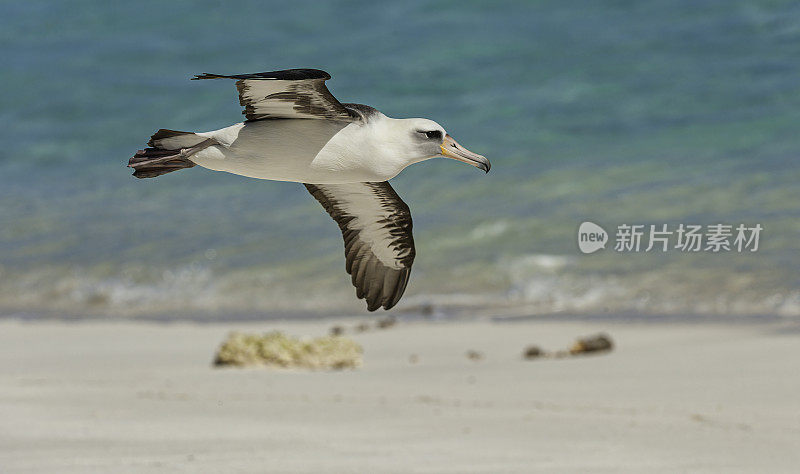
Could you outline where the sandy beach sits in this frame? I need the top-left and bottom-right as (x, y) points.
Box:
(0, 316), (798, 473)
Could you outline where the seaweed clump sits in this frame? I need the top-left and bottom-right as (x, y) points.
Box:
(214, 331), (363, 370)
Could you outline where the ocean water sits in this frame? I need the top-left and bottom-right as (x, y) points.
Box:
(1, 0), (798, 319)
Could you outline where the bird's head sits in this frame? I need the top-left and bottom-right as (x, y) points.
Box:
(378, 118), (491, 173)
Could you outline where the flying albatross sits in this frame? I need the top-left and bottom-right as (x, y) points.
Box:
(128, 68), (490, 311)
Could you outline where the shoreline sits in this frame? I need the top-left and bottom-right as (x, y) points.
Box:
(1, 307), (795, 325)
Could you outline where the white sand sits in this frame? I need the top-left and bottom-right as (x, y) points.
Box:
(0, 317), (798, 473)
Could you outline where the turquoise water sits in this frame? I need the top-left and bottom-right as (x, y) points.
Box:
(1, 1), (798, 318)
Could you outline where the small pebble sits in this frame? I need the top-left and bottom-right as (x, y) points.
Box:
(523, 345), (543, 359)
(376, 316), (396, 329)
(354, 322), (370, 333)
(466, 350), (484, 361)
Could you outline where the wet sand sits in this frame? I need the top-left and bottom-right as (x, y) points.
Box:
(0, 317), (798, 473)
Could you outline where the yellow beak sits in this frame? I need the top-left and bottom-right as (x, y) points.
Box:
(440, 134), (490, 173)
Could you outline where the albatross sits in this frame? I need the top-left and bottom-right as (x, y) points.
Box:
(128, 68), (490, 311)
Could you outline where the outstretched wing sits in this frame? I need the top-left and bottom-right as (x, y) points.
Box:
(304, 182), (416, 311)
(192, 68), (353, 121)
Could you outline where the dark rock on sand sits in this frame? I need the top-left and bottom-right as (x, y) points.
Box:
(376, 316), (397, 329)
(466, 350), (484, 361)
(570, 333), (613, 355)
(523, 346), (543, 359)
(355, 322), (371, 333)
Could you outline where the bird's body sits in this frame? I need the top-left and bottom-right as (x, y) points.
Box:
(129, 69), (489, 311)
(174, 111), (438, 184)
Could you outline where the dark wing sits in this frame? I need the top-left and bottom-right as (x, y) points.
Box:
(192, 68), (353, 121)
(304, 182), (416, 311)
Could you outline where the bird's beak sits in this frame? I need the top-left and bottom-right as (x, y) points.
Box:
(440, 134), (490, 173)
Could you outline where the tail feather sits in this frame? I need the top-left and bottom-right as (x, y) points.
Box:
(128, 147), (196, 179)
(129, 129), (210, 179)
(147, 129), (205, 150)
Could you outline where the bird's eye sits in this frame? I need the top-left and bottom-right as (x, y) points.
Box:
(421, 130), (442, 140)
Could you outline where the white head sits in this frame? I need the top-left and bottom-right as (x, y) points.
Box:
(367, 115), (491, 176)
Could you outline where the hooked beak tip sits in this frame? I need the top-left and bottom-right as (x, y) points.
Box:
(440, 134), (491, 174)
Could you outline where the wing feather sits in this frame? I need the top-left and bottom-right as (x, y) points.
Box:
(192, 68), (353, 121)
(304, 182), (415, 311)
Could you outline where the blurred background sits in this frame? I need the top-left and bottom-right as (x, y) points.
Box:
(1, 0), (798, 320)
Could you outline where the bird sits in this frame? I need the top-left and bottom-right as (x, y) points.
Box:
(128, 68), (490, 311)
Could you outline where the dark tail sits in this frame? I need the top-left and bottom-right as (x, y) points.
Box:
(128, 147), (196, 179)
(128, 129), (204, 179)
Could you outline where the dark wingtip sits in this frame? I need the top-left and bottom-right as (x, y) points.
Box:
(191, 73), (217, 80)
(190, 69), (331, 81)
